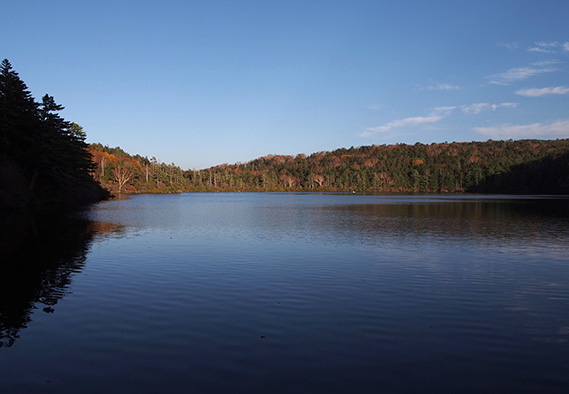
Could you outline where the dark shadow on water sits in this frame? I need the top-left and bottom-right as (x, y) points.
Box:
(0, 208), (122, 347)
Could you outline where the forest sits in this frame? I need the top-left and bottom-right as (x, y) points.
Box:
(90, 139), (569, 195)
(0, 59), (108, 208)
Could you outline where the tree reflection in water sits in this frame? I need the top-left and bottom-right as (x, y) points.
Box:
(0, 208), (122, 347)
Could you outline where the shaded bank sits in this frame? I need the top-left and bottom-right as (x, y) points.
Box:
(0, 159), (110, 209)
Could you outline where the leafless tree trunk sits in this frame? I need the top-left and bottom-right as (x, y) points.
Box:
(314, 174), (325, 187)
(113, 162), (134, 193)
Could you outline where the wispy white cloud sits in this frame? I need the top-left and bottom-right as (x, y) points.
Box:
(516, 86), (569, 97)
(474, 119), (569, 139)
(502, 41), (569, 54)
(488, 62), (558, 85)
(532, 60), (560, 67)
(536, 41), (559, 48)
(424, 83), (460, 91)
(528, 46), (554, 53)
(359, 130), (376, 138)
(362, 115), (443, 137)
(528, 41), (559, 53)
(432, 106), (456, 114)
(461, 102), (518, 114)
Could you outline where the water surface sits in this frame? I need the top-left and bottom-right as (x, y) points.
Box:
(1, 193), (568, 393)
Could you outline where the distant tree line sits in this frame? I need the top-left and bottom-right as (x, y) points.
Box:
(185, 140), (569, 194)
(0, 59), (108, 208)
(92, 139), (569, 195)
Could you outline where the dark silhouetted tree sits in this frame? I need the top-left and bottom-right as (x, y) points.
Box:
(0, 59), (108, 207)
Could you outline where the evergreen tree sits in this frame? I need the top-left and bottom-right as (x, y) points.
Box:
(0, 59), (108, 207)
(0, 59), (41, 171)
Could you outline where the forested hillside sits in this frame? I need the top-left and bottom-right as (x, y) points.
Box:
(91, 139), (569, 194)
(188, 140), (569, 193)
(0, 60), (108, 208)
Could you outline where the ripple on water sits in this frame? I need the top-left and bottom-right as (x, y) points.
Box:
(2, 194), (569, 393)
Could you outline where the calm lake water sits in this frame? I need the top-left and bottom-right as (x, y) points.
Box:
(1, 193), (569, 393)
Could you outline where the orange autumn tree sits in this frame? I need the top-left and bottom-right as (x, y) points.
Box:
(88, 144), (187, 193)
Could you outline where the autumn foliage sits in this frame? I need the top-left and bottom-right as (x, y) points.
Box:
(91, 139), (569, 195)
(89, 144), (186, 193)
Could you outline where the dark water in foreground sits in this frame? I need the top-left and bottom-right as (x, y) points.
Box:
(1, 193), (569, 393)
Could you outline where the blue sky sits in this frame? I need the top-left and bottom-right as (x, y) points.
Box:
(3, 1), (569, 169)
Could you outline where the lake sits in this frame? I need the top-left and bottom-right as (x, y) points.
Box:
(1, 193), (569, 393)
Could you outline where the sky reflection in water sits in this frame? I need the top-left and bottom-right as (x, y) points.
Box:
(1, 193), (568, 393)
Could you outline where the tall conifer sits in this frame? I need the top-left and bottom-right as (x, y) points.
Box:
(0, 59), (40, 169)
(0, 59), (108, 206)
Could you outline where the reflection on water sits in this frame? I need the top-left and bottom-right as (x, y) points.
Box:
(1, 194), (568, 393)
(321, 198), (569, 248)
(0, 209), (123, 347)
(91, 193), (569, 253)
